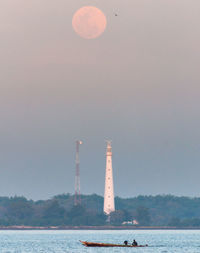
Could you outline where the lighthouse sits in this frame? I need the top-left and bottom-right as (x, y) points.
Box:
(104, 141), (115, 215)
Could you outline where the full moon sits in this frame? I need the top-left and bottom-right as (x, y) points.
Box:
(72, 6), (107, 39)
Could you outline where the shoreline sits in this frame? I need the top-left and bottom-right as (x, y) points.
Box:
(0, 226), (200, 230)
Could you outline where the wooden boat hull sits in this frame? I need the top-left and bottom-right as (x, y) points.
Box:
(80, 241), (148, 247)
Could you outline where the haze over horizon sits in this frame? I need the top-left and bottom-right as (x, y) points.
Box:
(0, 0), (200, 200)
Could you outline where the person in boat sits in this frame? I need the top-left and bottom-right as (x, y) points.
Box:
(132, 239), (138, 246)
(124, 240), (128, 245)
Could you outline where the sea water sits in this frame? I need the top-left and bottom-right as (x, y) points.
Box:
(0, 230), (199, 253)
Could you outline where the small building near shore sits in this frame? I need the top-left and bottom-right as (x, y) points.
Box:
(122, 220), (139, 225)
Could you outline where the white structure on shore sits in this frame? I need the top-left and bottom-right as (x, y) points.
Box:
(104, 141), (115, 215)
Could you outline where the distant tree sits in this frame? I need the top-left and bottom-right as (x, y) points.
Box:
(182, 218), (200, 227)
(7, 197), (33, 221)
(67, 204), (86, 225)
(68, 204), (86, 219)
(67, 205), (107, 226)
(42, 200), (66, 225)
(135, 206), (151, 226)
(53, 194), (71, 200)
(43, 200), (65, 219)
(89, 212), (107, 225)
(122, 209), (132, 221)
(191, 218), (200, 227)
(168, 217), (181, 227)
(110, 210), (126, 225)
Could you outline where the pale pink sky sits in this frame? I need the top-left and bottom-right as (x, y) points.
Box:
(0, 0), (200, 199)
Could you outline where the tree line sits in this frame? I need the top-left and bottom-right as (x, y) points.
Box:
(0, 194), (199, 226)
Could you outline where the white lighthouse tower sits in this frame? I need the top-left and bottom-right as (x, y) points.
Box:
(104, 141), (115, 215)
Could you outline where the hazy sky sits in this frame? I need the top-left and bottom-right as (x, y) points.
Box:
(0, 0), (200, 199)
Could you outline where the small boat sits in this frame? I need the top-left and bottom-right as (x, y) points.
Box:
(80, 241), (148, 247)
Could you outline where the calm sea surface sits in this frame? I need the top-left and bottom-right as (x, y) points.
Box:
(0, 230), (199, 253)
